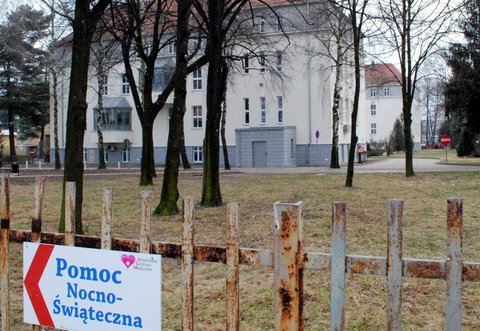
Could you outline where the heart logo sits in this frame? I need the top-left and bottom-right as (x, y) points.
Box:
(121, 254), (135, 268)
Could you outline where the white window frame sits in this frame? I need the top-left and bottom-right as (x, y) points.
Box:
(371, 123), (377, 135)
(193, 146), (203, 163)
(260, 97), (266, 124)
(192, 69), (202, 90)
(384, 87), (390, 96)
(104, 149), (109, 163)
(121, 74), (130, 94)
(192, 105), (203, 128)
(244, 54), (249, 74)
(102, 75), (108, 95)
(276, 51), (282, 71)
(83, 148), (88, 163)
(258, 18), (266, 33)
(167, 42), (175, 55)
(277, 96), (283, 123)
(244, 98), (250, 124)
(370, 88), (376, 97)
(370, 104), (376, 116)
(259, 52), (266, 72)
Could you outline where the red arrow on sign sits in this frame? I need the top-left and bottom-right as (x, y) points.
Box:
(24, 244), (55, 328)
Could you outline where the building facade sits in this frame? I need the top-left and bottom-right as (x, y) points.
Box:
(364, 63), (421, 150)
(51, 0), (369, 167)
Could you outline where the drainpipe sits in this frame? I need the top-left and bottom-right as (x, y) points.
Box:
(306, 39), (312, 165)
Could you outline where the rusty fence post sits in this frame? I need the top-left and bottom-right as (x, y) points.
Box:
(64, 182), (75, 247)
(0, 174), (10, 331)
(446, 199), (463, 331)
(101, 187), (113, 250)
(31, 177), (45, 331)
(31, 177), (45, 244)
(274, 201), (304, 331)
(182, 197), (195, 331)
(331, 202), (346, 331)
(140, 191), (152, 254)
(226, 203), (240, 331)
(386, 199), (403, 331)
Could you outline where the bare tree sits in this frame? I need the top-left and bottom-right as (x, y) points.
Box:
(337, 0), (370, 188)
(421, 76), (445, 148)
(106, 0), (207, 186)
(376, 0), (460, 176)
(310, 2), (354, 168)
(55, 0), (111, 233)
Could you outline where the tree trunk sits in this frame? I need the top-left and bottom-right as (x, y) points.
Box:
(330, 51), (342, 169)
(345, 12), (362, 188)
(60, 0), (110, 233)
(156, 0), (192, 215)
(7, 107), (16, 159)
(52, 71), (61, 169)
(180, 132), (191, 169)
(220, 61), (231, 170)
(97, 76), (106, 169)
(403, 95), (414, 176)
(201, 4), (224, 207)
(140, 122), (156, 186)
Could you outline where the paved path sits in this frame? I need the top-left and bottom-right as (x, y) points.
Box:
(11, 157), (480, 179)
(236, 158), (480, 174)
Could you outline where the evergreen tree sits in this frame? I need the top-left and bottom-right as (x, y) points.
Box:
(0, 5), (49, 159)
(444, 0), (480, 156)
(390, 118), (405, 153)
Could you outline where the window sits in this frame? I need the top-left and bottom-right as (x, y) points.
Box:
(369, 88), (376, 97)
(384, 87), (390, 96)
(193, 147), (203, 163)
(258, 18), (266, 33)
(153, 67), (174, 91)
(276, 16), (283, 31)
(94, 108), (131, 131)
(167, 42), (175, 55)
(260, 97), (266, 124)
(277, 96), (283, 123)
(244, 98), (250, 124)
(371, 123), (377, 135)
(121, 74), (130, 94)
(104, 149), (109, 163)
(192, 69), (202, 90)
(276, 51), (282, 71)
(83, 148), (88, 163)
(244, 54), (249, 74)
(259, 52), (266, 72)
(193, 106), (203, 128)
(102, 75), (108, 95)
(370, 104), (376, 116)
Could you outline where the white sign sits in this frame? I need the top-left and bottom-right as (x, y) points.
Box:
(23, 243), (161, 331)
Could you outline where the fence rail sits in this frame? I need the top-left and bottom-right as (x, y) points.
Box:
(0, 174), (478, 330)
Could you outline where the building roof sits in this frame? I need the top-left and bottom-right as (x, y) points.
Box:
(365, 63), (401, 88)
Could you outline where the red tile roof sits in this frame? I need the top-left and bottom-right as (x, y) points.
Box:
(365, 63), (401, 87)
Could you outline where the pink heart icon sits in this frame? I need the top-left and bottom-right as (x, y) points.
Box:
(121, 254), (135, 268)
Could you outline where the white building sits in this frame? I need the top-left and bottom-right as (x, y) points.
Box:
(364, 63), (421, 149)
(51, 0), (370, 167)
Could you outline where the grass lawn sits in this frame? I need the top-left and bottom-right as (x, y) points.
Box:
(5, 170), (480, 330)
(386, 148), (480, 166)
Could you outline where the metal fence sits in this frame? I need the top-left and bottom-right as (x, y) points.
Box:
(0, 174), (479, 330)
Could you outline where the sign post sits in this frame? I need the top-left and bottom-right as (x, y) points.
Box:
(23, 243), (162, 331)
(440, 134), (452, 164)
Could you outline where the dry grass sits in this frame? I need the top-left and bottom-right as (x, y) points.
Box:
(4, 170), (480, 330)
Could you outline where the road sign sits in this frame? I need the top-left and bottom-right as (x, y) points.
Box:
(23, 243), (162, 331)
(440, 134), (452, 146)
